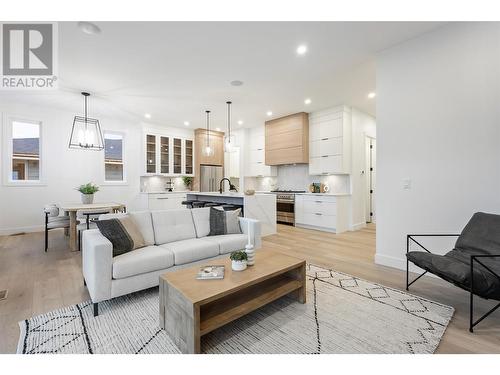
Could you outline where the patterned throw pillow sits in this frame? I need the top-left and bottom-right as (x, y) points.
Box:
(208, 207), (242, 236)
(96, 216), (146, 257)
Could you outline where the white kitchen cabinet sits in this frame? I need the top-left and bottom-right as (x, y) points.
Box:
(143, 132), (194, 176)
(147, 193), (187, 210)
(295, 194), (350, 233)
(308, 106), (351, 175)
(245, 127), (277, 177)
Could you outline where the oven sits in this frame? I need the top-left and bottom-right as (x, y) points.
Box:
(276, 193), (296, 225)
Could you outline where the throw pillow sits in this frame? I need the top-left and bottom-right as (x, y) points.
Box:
(208, 207), (242, 236)
(96, 215), (146, 257)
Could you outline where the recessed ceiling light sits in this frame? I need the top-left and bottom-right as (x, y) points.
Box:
(266, 111), (273, 117)
(183, 121), (190, 126)
(230, 80), (244, 86)
(296, 45), (307, 55)
(216, 127), (221, 131)
(368, 92), (376, 99)
(77, 21), (101, 35)
(304, 98), (312, 105)
(237, 120), (243, 125)
(144, 113), (151, 119)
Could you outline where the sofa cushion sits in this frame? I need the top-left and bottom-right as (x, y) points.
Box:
(152, 209), (196, 245)
(96, 217), (146, 257)
(112, 245), (174, 279)
(160, 238), (219, 265)
(204, 234), (248, 254)
(191, 207), (210, 238)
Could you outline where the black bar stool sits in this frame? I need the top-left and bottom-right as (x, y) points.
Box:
(182, 200), (198, 208)
(204, 202), (220, 208)
(192, 201), (206, 208)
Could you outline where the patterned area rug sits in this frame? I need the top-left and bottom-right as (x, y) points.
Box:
(18, 264), (454, 354)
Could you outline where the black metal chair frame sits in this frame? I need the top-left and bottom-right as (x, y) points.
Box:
(406, 233), (500, 332)
(44, 212), (69, 252)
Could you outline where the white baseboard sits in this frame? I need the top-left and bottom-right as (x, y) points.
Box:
(350, 222), (366, 231)
(0, 225), (44, 236)
(375, 253), (438, 278)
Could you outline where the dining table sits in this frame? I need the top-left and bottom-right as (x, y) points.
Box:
(58, 202), (126, 251)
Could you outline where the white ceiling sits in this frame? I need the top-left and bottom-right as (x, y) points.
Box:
(1, 22), (445, 129)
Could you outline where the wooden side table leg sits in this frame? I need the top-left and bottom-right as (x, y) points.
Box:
(69, 211), (77, 251)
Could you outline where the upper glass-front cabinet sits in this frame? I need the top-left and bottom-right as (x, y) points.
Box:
(146, 134), (156, 174)
(143, 133), (193, 176)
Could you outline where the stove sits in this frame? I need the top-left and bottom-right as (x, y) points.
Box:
(270, 190), (306, 225)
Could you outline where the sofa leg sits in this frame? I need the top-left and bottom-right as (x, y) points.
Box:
(93, 302), (99, 317)
(83, 278), (86, 286)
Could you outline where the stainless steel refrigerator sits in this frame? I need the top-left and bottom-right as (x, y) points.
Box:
(199, 165), (224, 192)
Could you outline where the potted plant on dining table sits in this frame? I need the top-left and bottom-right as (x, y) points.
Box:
(76, 182), (99, 204)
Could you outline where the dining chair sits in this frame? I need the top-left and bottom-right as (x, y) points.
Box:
(44, 204), (71, 252)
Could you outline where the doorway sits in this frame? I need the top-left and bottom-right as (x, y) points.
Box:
(365, 136), (376, 223)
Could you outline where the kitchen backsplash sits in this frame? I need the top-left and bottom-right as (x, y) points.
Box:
(244, 164), (350, 193)
(140, 176), (189, 192)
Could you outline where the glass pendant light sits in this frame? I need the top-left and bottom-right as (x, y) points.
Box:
(202, 110), (214, 157)
(69, 92), (104, 150)
(224, 101), (236, 153)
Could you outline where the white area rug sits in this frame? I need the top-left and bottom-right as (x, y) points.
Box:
(18, 264), (454, 354)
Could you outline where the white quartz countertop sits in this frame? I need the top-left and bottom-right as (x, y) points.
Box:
(295, 192), (351, 196)
(141, 191), (197, 195)
(187, 192), (270, 198)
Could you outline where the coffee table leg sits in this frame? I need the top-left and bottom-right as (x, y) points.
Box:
(160, 281), (201, 354)
(289, 263), (307, 304)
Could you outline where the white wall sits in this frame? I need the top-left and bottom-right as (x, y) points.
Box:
(376, 22), (500, 270)
(351, 108), (376, 229)
(0, 101), (143, 234)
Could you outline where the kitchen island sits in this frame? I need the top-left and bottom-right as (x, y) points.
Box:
(186, 192), (276, 236)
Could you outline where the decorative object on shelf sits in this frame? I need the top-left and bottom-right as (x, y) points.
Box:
(69, 92), (104, 151)
(245, 220), (255, 266)
(309, 182), (321, 193)
(244, 189), (255, 195)
(229, 251), (248, 271)
(224, 101), (236, 153)
(202, 110), (214, 157)
(76, 182), (99, 204)
(323, 184), (330, 192)
(182, 176), (193, 190)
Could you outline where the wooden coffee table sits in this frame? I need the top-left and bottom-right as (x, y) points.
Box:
(159, 250), (306, 354)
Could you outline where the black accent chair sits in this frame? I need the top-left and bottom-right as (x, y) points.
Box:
(406, 212), (500, 332)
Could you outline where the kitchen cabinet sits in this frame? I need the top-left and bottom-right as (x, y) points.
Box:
(245, 127), (277, 177)
(194, 129), (224, 166)
(147, 193), (188, 210)
(295, 194), (350, 233)
(265, 112), (309, 165)
(309, 106), (351, 175)
(143, 133), (193, 176)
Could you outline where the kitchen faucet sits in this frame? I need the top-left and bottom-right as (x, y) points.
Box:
(219, 178), (238, 194)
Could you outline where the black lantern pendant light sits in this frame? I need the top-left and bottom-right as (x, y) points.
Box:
(69, 92), (104, 150)
(202, 110), (214, 156)
(224, 100), (236, 153)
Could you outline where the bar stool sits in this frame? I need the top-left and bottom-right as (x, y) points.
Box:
(204, 202), (220, 208)
(192, 201), (206, 208)
(181, 200), (197, 208)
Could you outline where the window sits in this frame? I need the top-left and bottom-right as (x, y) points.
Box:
(11, 120), (41, 182)
(104, 132), (125, 182)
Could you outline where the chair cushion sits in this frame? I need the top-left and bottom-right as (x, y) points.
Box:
(160, 238), (219, 265)
(204, 234), (248, 254)
(152, 209), (196, 245)
(112, 245), (174, 279)
(47, 219), (70, 229)
(191, 207), (210, 238)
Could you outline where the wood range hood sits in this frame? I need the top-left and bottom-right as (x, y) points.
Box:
(265, 112), (309, 165)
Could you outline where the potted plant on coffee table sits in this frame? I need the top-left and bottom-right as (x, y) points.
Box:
(230, 251), (248, 271)
(76, 182), (99, 204)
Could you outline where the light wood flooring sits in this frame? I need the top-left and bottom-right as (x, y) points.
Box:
(1, 224), (499, 353)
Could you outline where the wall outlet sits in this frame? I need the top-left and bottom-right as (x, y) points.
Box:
(402, 178), (411, 189)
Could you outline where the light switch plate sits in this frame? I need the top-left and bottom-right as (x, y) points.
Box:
(403, 178), (411, 189)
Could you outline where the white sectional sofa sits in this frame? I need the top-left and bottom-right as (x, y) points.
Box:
(82, 208), (261, 316)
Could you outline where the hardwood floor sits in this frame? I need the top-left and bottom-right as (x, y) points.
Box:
(1, 224), (499, 353)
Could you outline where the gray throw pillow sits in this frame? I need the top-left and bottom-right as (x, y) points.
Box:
(208, 207), (242, 236)
(96, 216), (145, 257)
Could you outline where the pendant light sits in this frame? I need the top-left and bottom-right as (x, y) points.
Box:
(202, 110), (214, 157)
(224, 101), (236, 153)
(69, 92), (104, 150)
